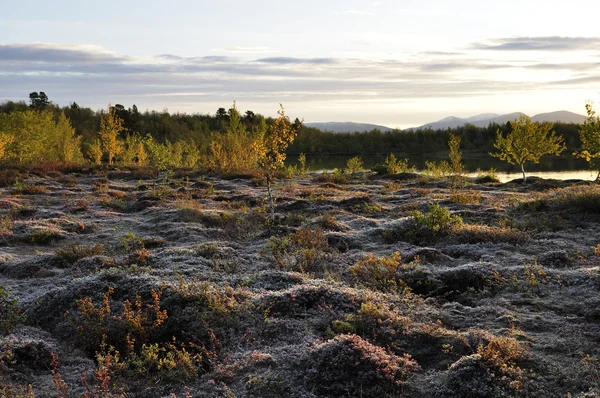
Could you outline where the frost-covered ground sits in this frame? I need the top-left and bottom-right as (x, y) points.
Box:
(1, 168), (600, 397)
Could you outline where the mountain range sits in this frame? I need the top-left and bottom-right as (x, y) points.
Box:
(305, 110), (587, 133)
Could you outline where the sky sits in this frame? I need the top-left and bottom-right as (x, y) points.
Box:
(1, 0), (600, 129)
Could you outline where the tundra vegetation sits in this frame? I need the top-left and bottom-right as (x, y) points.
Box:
(1, 96), (600, 397)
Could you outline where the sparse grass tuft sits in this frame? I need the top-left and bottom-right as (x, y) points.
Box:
(451, 224), (528, 244)
(30, 227), (62, 244)
(516, 184), (600, 215)
(54, 243), (105, 267)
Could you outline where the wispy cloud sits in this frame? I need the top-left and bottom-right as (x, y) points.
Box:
(0, 41), (597, 118)
(472, 36), (600, 51)
(255, 57), (337, 65)
(0, 43), (125, 64)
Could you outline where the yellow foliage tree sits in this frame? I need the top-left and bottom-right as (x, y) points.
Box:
(88, 138), (104, 165)
(0, 133), (14, 161)
(53, 111), (83, 162)
(253, 104), (300, 218)
(0, 110), (53, 163)
(121, 133), (149, 166)
(99, 105), (124, 165)
(205, 104), (264, 174)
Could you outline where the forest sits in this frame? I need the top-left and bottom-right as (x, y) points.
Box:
(0, 92), (585, 167)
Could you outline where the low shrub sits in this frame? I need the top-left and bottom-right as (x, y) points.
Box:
(326, 319), (356, 337)
(0, 169), (22, 187)
(313, 169), (349, 185)
(0, 213), (14, 237)
(30, 228), (62, 244)
(307, 334), (419, 397)
(13, 183), (48, 195)
(385, 203), (463, 244)
(411, 203), (463, 234)
(384, 153), (412, 175)
(261, 226), (332, 273)
(54, 243), (105, 267)
(476, 168), (501, 184)
(443, 329), (529, 396)
(424, 160), (452, 180)
(350, 252), (406, 293)
(346, 156), (364, 173)
(315, 213), (348, 232)
(450, 189), (482, 205)
(66, 286), (209, 384)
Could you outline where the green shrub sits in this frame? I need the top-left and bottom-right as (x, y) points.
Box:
(326, 320), (356, 337)
(346, 156), (364, 173)
(410, 202), (463, 236)
(384, 153), (411, 175)
(424, 160), (452, 180)
(384, 203), (463, 244)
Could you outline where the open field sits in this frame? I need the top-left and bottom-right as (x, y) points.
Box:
(2, 167), (600, 397)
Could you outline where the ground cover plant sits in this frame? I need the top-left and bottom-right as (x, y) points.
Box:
(1, 157), (600, 397)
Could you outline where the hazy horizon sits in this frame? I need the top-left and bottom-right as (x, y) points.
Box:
(2, 0), (599, 129)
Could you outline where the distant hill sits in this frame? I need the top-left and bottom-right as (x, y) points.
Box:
(408, 110), (586, 131)
(305, 122), (393, 133)
(531, 111), (587, 124)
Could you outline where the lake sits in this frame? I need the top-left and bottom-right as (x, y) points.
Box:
(286, 153), (597, 183)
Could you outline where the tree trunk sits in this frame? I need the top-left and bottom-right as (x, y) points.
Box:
(521, 163), (527, 183)
(267, 175), (275, 220)
(596, 170), (600, 183)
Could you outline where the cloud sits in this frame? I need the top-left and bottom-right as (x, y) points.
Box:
(335, 10), (377, 16)
(472, 36), (600, 51)
(0, 41), (597, 115)
(255, 57), (337, 65)
(0, 43), (125, 64)
(213, 46), (278, 54)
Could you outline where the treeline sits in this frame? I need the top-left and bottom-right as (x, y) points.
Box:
(0, 96), (273, 155)
(289, 123), (583, 156)
(0, 93), (585, 168)
(0, 94), (303, 173)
